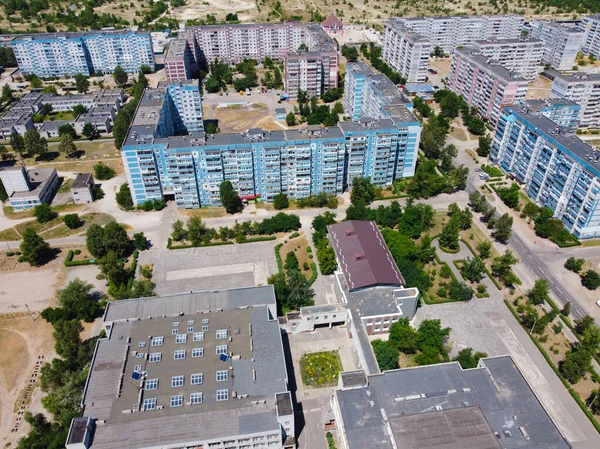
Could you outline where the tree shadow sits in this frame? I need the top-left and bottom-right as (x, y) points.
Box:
(67, 150), (85, 159)
(280, 331), (305, 441)
(35, 151), (59, 162)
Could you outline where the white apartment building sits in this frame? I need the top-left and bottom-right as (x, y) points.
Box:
(399, 14), (524, 53)
(448, 49), (528, 124)
(383, 19), (431, 83)
(472, 38), (544, 81)
(581, 14), (600, 57)
(550, 72), (600, 128)
(529, 21), (585, 71)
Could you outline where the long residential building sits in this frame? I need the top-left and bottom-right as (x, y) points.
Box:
(550, 71), (600, 129)
(65, 286), (296, 449)
(471, 38), (544, 81)
(382, 19), (431, 83)
(529, 20), (585, 71)
(11, 30), (154, 78)
(491, 104), (600, 239)
(447, 48), (528, 124)
(397, 14), (524, 53)
(122, 70), (419, 208)
(581, 14), (600, 57)
(521, 98), (581, 130)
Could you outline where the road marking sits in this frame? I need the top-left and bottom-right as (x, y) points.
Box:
(574, 309), (584, 318)
(166, 263), (255, 280)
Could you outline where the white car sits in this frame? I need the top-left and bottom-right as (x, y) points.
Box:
(596, 300), (600, 308)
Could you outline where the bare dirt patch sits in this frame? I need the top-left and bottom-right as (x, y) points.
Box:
(209, 103), (273, 133)
(279, 233), (314, 280)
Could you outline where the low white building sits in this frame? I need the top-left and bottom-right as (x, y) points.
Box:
(71, 173), (95, 204)
(0, 166), (60, 210)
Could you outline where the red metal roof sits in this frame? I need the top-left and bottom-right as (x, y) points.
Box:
(327, 220), (405, 291)
(322, 13), (343, 29)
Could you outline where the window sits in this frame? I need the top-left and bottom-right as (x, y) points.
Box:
(193, 332), (204, 342)
(134, 364), (142, 372)
(145, 379), (158, 390)
(191, 373), (203, 385)
(216, 370), (228, 381)
(143, 398), (156, 410)
(202, 318), (209, 324)
(171, 375), (184, 387)
(190, 392), (203, 404)
(192, 347), (204, 358)
(138, 342), (146, 347)
(202, 325), (209, 331)
(170, 395), (183, 407)
(217, 389), (229, 401)
(172, 329), (179, 335)
(216, 329), (228, 339)
(216, 345), (227, 355)
(136, 352), (144, 358)
(176, 334), (187, 344)
(173, 322), (179, 327)
(149, 352), (162, 363)
(187, 327), (194, 333)
(187, 320), (194, 325)
(174, 349), (186, 360)
(151, 336), (163, 346)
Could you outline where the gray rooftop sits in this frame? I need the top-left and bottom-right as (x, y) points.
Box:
(335, 356), (569, 449)
(506, 104), (600, 176)
(385, 18), (432, 44)
(9, 167), (56, 199)
(523, 98), (580, 110)
(72, 173), (93, 189)
(552, 71), (600, 84)
(454, 48), (528, 84)
(473, 37), (542, 46)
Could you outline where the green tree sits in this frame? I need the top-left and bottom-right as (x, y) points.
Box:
(461, 257), (485, 282)
(187, 216), (208, 245)
(491, 250), (519, 287)
(30, 76), (42, 88)
(476, 135), (492, 157)
(72, 104), (88, 117)
(333, 102), (344, 115)
(522, 202), (542, 220)
(82, 122), (100, 140)
(286, 269), (315, 310)
(102, 221), (131, 258)
(74, 74), (89, 93)
(97, 251), (128, 286)
(58, 133), (77, 157)
(23, 128), (48, 155)
(58, 123), (77, 139)
(130, 279), (156, 298)
(415, 346), (443, 365)
(63, 214), (82, 229)
(10, 132), (25, 158)
(133, 232), (148, 250)
(116, 183), (134, 210)
(93, 162), (115, 180)
(559, 348), (592, 384)
(449, 279), (474, 301)
(285, 112), (296, 126)
(561, 301), (571, 317)
(1, 83), (13, 102)
(372, 339), (399, 371)
(575, 315), (596, 335)
(171, 219), (188, 241)
(273, 67), (283, 87)
(86, 224), (105, 258)
(417, 319), (450, 353)
(273, 193), (289, 210)
(389, 318), (419, 354)
(316, 239), (337, 275)
(491, 213), (513, 243)
(528, 279), (550, 305)
(453, 348), (488, 369)
(439, 217), (460, 250)
(52, 319), (83, 360)
(564, 257), (585, 273)
(285, 251), (299, 272)
(350, 177), (376, 204)
(113, 65), (128, 86)
(496, 183), (520, 209)
(55, 279), (100, 322)
(33, 203), (56, 223)
(219, 180), (243, 214)
(477, 240), (492, 259)
(582, 270), (600, 290)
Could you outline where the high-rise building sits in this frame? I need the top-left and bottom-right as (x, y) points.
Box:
(550, 72), (600, 129)
(398, 14), (524, 53)
(448, 49), (528, 124)
(165, 39), (192, 82)
(529, 21), (584, 71)
(121, 69), (419, 209)
(65, 286), (296, 449)
(520, 98), (581, 130)
(491, 104), (600, 239)
(165, 80), (204, 134)
(581, 14), (600, 57)
(383, 19), (431, 83)
(11, 30), (154, 78)
(471, 38), (544, 81)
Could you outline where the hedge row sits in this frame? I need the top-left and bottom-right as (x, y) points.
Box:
(240, 236), (277, 244)
(167, 238), (235, 250)
(64, 250), (96, 267)
(460, 239), (503, 290)
(308, 262), (318, 285)
(438, 244), (461, 254)
(274, 243), (283, 273)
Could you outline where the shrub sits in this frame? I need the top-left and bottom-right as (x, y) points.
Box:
(93, 162), (116, 180)
(33, 203), (56, 223)
(6, 251), (14, 256)
(63, 213), (82, 229)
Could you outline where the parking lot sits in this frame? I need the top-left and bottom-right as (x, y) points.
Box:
(150, 241), (278, 295)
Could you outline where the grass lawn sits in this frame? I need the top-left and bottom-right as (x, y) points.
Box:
(45, 111), (75, 121)
(581, 239), (600, 248)
(481, 164), (503, 177)
(40, 213), (114, 239)
(57, 178), (74, 193)
(0, 228), (21, 241)
(181, 206), (228, 218)
(15, 215), (65, 236)
(279, 234), (314, 280)
(299, 350), (342, 388)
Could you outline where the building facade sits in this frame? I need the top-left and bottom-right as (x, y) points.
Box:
(529, 21), (584, 71)
(491, 105), (600, 239)
(581, 14), (600, 57)
(472, 38), (544, 81)
(550, 72), (600, 129)
(11, 31), (154, 78)
(165, 39), (192, 82)
(0, 167), (60, 210)
(71, 173), (95, 204)
(521, 98), (581, 130)
(448, 49), (528, 124)
(398, 14), (524, 52)
(383, 19), (431, 83)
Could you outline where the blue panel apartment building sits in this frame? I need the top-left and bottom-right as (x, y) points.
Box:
(491, 104), (600, 239)
(122, 71), (420, 209)
(11, 30), (154, 78)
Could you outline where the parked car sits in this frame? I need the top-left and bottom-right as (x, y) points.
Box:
(597, 300), (600, 308)
(479, 173), (489, 180)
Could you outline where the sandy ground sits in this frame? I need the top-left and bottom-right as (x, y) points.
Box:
(526, 75), (553, 100)
(0, 268), (63, 314)
(0, 314), (55, 447)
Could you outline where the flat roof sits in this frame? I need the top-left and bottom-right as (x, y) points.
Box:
(72, 173), (93, 189)
(328, 220), (404, 291)
(335, 356), (569, 449)
(454, 49), (527, 83)
(9, 167), (56, 199)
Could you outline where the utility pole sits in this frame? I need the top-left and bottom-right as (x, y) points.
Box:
(24, 304), (33, 321)
(529, 318), (538, 335)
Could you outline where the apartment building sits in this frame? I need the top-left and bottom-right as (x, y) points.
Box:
(165, 80), (204, 133)
(472, 38), (544, 81)
(550, 72), (600, 129)
(521, 98), (581, 130)
(11, 30), (154, 78)
(447, 49), (528, 124)
(581, 14), (600, 57)
(383, 19), (431, 83)
(491, 104), (600, 239)
(529, 21), (584, 71)
(165, 39), (192, 82)
(399, 14), (524, 52)
(121, 74), (419, 208)
(65, 286), (296, 449)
